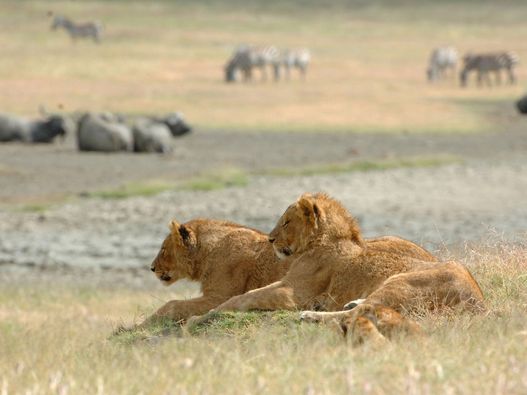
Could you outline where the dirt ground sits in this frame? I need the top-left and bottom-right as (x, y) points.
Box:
(1, 128), (526, 279)
(1, 126), (527, 204)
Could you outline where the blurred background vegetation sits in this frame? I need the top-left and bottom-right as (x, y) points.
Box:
(1, 0), (526, 133)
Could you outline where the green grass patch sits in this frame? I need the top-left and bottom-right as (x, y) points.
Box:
(87, 181), (175, 199)
(180, 168), (249, 191)
(17, 203), (52, 213)
(188, 311), (299, 336)
(260, 155), (463, 177)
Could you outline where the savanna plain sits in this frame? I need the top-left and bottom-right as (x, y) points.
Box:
(1, 0), (527, 394)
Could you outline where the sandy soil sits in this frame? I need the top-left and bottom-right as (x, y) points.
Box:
(1, 128), (527, 203)
(0, 128), (526, 278)
(0, 128), (527, 271)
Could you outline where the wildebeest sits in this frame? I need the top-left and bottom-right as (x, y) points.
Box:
(132, 118), (173, 154)
(152, 112), (192, 137)
(0, 113), (69, 143)
(77, 113), (133, 152)
(516, 95), (527, 114)
(427, 47), (458, 82)
(460, 51), (519, 87)
(51, 15), (102, 43)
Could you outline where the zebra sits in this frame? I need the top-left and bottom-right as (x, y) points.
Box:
(51, 15), (102, 43)
(279, 48), (311, 80)
(427, 47), (458, 82)
(225, 45), (281, 83)
(460, 51), (519, 87)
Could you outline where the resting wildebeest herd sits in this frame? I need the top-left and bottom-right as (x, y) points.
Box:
(0, 111), (191, 153)
(0, 112), (70, 143)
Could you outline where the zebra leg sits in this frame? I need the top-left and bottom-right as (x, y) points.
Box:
(260, 65), (268, 82)
(273, 64), (281, 82)
(508, 67), (516, 84)
(243, 67), (252, 83)
(300, 66), (307, 81)
(486, 72), (493, 87)
(495, 71), (502, 85)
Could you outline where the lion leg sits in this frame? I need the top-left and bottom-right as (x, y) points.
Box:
(186, 281), (297, 329)
(212, 281), (297, 312)
(363, 261), (485, 313)
(340, 304), (421, 346)
(299, 310), (355, 323)
(138, 296), (227, 328)
(370, 304), (423, 338)
(340, 306), (388, 347)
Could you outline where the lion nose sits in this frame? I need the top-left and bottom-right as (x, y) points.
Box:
(160, 274), (172, 281)
(268, 237), (275, 243)
(150, 267), (155, 272)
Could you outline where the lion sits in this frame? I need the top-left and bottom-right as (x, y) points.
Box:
(132, 218), (290, 328)
(187, 193), (484, 344)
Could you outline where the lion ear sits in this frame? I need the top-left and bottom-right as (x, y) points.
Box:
(168, 219), (180, 233)
(178, 224), (196, 248)
(298, 194), (321, 227)
(168, 220), (196, 248)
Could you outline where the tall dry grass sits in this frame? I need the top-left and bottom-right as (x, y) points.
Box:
(1, 239), (526, 394)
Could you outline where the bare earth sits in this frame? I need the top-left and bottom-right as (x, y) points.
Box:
(0, 128), (526, 279)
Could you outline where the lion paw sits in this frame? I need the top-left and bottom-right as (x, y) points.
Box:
(344, 298), (366, 310)
(299, 311), (322, 323)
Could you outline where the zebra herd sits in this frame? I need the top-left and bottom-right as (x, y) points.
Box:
(45, 13), (522, 88)
(225, 45), (311, 83)
(427, 46), (519, 87)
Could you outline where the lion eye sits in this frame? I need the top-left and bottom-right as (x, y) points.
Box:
(282, 220), (290, 228)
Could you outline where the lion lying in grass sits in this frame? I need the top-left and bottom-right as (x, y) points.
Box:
(131, 219), (289, 328)
(188, 193), (484, 344)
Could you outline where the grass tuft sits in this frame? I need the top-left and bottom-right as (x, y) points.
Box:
(260, 155), (462, 177)
(87, 181), (175, 199)
(181, 168), (249, 191)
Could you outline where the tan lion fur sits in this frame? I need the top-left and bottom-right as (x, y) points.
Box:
(139, 218), (289, 326)
(187, 193), (484, 343)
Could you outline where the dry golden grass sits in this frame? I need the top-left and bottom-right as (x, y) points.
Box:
(1, 239), (526, 394)
(0, 0), (526, 133)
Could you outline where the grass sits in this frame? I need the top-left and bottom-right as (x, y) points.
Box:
(0, 0), (526, 133)
(72, 156), (456, 200)
(259, 155), (462, 177)
(181, 168), (249, 191)
(86, 180), (176, 199)
(1, 240), (526, 394)
(17, 203), (53, 213)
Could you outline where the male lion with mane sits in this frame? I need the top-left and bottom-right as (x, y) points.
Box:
(128, 218), (290, 328)
(188, 193), (484, 344)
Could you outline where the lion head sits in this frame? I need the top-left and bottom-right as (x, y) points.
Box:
(268, 193), (363, 259)
(150, 220), (197, 286)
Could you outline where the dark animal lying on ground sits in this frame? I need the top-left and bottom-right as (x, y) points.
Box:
(0, 113), (69, 143)
(76, 112), (189, 153)
(132, 118), (173, 153)
(77, 113), (134, 152)
(151, 113), (192, 137)
(516, 95), (527, 114)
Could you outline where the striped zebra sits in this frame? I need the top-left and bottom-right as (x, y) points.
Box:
(427, 47), (458, 82)
(460, 51), (519, 87)
(225, 45), (281, 83)
(51, 15), (102, 43)
(280, 48), (311, 80)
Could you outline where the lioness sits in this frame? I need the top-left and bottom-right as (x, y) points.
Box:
(134, 218), (289, 327)
(188, 193), (484, 343)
